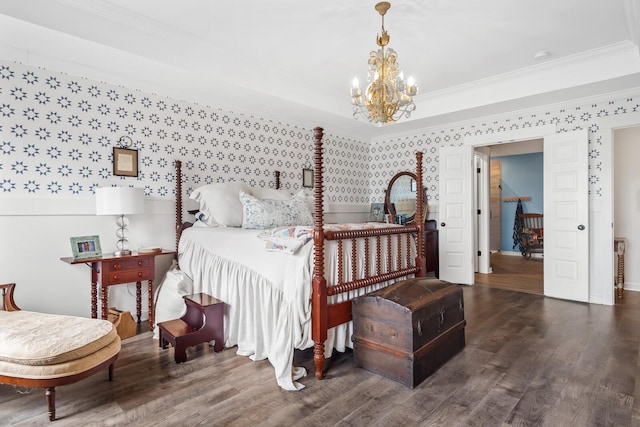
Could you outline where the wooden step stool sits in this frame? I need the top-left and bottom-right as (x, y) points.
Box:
(157, 293), (224, 363)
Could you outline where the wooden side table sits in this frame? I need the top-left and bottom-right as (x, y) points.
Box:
(61, 250), (176, 331)
(157, 293), (224, 363)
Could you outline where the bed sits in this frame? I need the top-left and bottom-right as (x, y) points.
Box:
(156, 127), (426, 390)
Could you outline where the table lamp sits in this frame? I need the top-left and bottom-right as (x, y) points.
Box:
(95, 186), (145, 256)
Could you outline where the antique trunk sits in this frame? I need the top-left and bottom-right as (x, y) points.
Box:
(352, 278), (465, 388)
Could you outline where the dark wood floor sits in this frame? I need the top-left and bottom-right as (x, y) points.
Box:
(3, 285), (639, 426)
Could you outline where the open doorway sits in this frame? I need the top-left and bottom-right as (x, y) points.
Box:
(440, 127), (588, 302)
(613, 126), (640, 297)
(475, 139), (544, 295)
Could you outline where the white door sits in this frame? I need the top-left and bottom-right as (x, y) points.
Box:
(474, 149), (491, 274)
(544, 129), (589, 301)
(438, 145), (474, 285)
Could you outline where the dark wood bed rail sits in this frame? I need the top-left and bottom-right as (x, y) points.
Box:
(327, 225), (421, 294)
(324, 224), (421, 240)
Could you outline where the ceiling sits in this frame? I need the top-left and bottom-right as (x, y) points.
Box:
(1, 0), (639, 138)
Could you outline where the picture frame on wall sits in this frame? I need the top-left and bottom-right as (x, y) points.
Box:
(113, 147), (138, 177)
(70, 235), (102, 259)
(302, 168), (314, 188)
(369, 203), (385, 222)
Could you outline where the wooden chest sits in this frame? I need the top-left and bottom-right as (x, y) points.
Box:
(352, 278), (465, 388)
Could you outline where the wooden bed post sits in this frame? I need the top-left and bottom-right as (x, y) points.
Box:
(311, 126), (328, 380)
(415, 151), (426, 276)
(175, 160), (183, 259)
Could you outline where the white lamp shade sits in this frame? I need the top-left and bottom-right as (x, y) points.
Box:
(95, 187), (145, 216)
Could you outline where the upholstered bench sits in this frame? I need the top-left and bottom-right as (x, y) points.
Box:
(0, 283), (121, 421)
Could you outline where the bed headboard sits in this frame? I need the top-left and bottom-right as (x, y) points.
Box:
(173, 161), (282, 253)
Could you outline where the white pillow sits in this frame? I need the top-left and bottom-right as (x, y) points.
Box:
(306, 195), (315, 214)
(189, 182), (249, 227)
(250, 187), (292, 200)
(240, 190), (314, 229)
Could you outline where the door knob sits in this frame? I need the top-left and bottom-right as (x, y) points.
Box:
(440, 222), (446, 227)
(577, 224), (585, 230)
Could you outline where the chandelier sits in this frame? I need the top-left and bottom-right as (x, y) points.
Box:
(350, 2), (418, 125)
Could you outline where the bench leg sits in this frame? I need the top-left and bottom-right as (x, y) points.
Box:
(45, 387), (55, 421)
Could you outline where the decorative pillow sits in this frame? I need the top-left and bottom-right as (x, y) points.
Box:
(240, 190), (314, 229)
(189, 182), (249, 227)
(250, 187), (292, 200)
(306, 194), (315, 214)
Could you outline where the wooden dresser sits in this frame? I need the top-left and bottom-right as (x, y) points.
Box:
(424, 220), (439, 278)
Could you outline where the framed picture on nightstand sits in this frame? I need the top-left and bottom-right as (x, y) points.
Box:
(369, 203), (385, 222)
(70, 235), (102, 259)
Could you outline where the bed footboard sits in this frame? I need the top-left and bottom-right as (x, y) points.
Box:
(311, 127), (425, 380)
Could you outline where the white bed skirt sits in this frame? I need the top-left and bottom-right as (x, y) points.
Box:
(154, 225), (414, 390)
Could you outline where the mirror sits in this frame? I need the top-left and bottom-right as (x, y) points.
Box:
(385, 171), (418, 224)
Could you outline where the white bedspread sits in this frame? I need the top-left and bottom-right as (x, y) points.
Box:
(156, 224), (415, 390)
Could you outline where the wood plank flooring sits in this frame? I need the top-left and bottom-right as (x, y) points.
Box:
(2, 285), (639, 426)
(475, 252), (543, 295)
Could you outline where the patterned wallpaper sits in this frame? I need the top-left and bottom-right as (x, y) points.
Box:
(370, 95), (640, 204)
(2, 59), (640, 211)
(0, 61), (370, 205)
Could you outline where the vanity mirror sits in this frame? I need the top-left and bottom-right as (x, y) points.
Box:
(385, 171), (418, 224)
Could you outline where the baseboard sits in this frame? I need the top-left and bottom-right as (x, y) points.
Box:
(497, 250), (543, 259)
(622, 282), (640, 292)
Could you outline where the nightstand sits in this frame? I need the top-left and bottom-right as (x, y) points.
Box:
(61, 250), (176, 331)
(424, 220), (439, 278)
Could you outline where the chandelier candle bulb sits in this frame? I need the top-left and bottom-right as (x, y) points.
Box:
(407, 77), (417, 96)
(350, 2), (418, 124)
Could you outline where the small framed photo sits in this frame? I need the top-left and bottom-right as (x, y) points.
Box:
(70, 235), (102, 259)
(113, 147), (138, 177)
(302, 168), (314, 188)
(369, 203), (385, 222)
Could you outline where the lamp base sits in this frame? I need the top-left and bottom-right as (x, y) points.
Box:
(114, 250), (132, 257)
